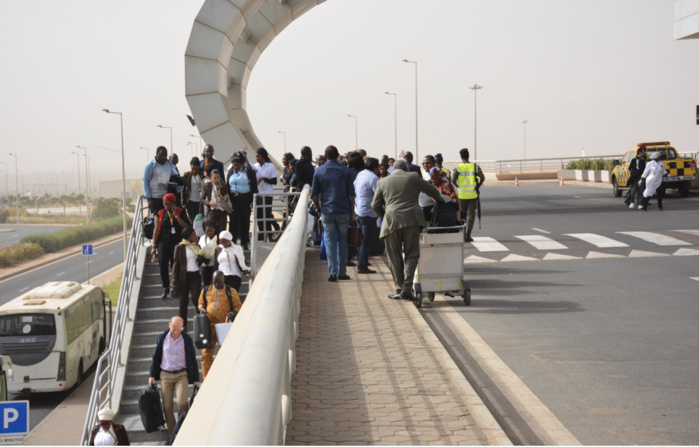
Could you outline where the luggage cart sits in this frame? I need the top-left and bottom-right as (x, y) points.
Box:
(413, 224), (471, 308)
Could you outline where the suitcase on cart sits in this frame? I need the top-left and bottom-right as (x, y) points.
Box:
(138, 385), (166, 433)
(193, 314), (212, 349)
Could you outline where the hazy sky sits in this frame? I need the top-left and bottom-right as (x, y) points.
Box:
(1, 0), (697, 192)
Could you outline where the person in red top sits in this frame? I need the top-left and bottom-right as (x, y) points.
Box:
(152, 193), (190, 299)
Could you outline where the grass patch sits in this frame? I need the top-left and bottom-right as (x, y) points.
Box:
(0, 242), (45, 268)
(20, 216), (129, 253)
(101, 275), (123, 308)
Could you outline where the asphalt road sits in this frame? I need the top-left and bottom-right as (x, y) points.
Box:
(0, 238), (125, 430)
(0, 224), (67, 249)
(421, 183), (699, 445)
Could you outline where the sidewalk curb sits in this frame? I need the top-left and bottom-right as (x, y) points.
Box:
(0, 233), (124, 283)
(400, 299), (513, 445)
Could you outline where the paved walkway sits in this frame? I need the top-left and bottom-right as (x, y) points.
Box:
(286, 252), (510, 445)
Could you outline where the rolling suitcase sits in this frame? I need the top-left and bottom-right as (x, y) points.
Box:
(193, 314), (212, 349)
(138, 385), (166, 433)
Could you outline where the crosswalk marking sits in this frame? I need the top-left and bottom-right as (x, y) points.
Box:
(542, 253), (581, 261)
(673, 248), (699, 256)
(565, 233), (628, 248)
(531, 228), (551, 234)
(515, 235), (567, 250)
(586, 251), (625, 259)
(471, 237), (509, 252)
(691, 278), (699, 282)
(617, 231), (691, 246)
(628, 250), (670, 258)
(501, 254), (539, 262)
(464, 255), (497, 264)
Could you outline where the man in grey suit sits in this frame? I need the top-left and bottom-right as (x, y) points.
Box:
(371, 159), (444, 300)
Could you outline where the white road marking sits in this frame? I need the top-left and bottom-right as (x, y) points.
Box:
(500, 254), (539, 262)
(691, 277), (699, 282)
(586, 251), (625, 259)
(516, 235), (567, 250)
(565, 233), (628, 248)
(617, 231), (691, 246)
(108, 251), (115, 255)
(18, 287), (29, 292)
(628, 250), (670, 258)
(542, 253), (581, 261)
(11, 235), (18, 238)
(673, 248), (699, 256)
(471, 237), (509, 252)
(464, 255), (497, 264)
(531, 228), (550, 234)
(56, 272), (65, 277)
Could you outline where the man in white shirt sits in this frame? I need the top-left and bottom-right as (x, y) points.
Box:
(353, 158), (380, 274)
(253, 147), (281, 241)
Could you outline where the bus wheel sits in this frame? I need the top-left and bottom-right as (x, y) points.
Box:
(98, 337), (105, 355)
(76, 361), (84, 387)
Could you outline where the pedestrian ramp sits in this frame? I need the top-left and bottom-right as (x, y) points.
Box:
(465, 229), (699, 263)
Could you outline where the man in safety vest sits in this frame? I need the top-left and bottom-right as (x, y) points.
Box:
(451, 148), (485, 242)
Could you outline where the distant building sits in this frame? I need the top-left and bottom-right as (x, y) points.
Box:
(99, 179), (142, 200)
(675, 0), (699, 40)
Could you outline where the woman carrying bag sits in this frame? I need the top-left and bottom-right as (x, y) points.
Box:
(152, 193), (190, 300)
(201, 169), (232, 235)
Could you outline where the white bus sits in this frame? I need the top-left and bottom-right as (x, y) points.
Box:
(0, 281), (108, 394)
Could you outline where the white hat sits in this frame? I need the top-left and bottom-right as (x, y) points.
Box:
(98, 408), (116, 421)
(650, 152), (662, 160)
(219, 231), (233, 241)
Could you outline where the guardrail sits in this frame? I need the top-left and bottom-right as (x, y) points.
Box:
(80, 196), (147, 445)
(174, 185), (310, 445)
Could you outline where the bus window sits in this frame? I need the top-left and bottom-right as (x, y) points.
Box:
(0, 314), (56, 337)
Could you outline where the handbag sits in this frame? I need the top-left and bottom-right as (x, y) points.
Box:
(169, 286), (179, 298)
(143, 214), (155, 239)
(348, 226), (363, 248)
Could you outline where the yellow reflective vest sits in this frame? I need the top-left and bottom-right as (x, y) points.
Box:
(456, 163), (479, 200)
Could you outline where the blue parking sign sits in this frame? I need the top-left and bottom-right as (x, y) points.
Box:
(0, 401), (29, 435)
(82, 244), (93, 256)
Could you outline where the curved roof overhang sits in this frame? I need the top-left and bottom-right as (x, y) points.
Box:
(185, 0), (326, 164)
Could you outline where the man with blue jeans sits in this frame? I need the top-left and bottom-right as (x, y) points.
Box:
(312, 145), (355, 282)
(354, 157), (380, 274)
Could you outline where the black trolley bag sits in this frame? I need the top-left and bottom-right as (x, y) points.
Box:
(138, 384), (166, 433)
(193, 314), (212, 349)
(430, 199), (460, 232)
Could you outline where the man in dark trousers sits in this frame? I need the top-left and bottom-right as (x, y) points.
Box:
(451, 148), (485, 242)
(624, 147), (646, 208)
(148, 316), (200, 437)
(371, 159), (443, 301)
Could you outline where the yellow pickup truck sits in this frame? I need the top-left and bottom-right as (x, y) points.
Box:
(611, 141), (696, 198)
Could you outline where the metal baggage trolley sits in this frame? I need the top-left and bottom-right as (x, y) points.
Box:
(413, 224), (471, 308)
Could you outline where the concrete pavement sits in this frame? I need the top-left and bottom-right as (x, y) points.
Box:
(286, 252), (510, 445)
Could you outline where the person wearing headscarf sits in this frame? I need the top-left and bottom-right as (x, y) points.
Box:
(214, 231), (252, 293)
(253, 147), (281, 241)
(171, 227), (203, 330)
(152, 193), (190, 299)
(88, 408), (130, 445)
(640, 151), (668, 211)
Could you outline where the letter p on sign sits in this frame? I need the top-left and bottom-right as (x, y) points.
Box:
(3, 409), (17, 429)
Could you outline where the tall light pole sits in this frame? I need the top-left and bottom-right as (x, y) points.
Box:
(102, 109), (128, 259)
(157, 124), (173, 153)
(469, 84), (483, 161)
(277, 131), (287, 152)
(347, 115), (358, 150)
(71, 151), (82, 216)
(76, 146), (90, 223)
(402, 59), (419, 160)
(522, 120), (528, 160)
(139, 146), (149, 163)
(8, 153), (19, 224)
(384, 92), (398, 159)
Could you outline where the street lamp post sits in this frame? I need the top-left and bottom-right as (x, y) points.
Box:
(102, 109), (128, 259)
(469, 84), (483, 161)
(347, 115), (358, 150)
(139, 146), (149, 163)
(277, 131), (287, 152)
(402, 59), (419, 160)
(157, 125), (173, 153)
(77, 146), (90, 223)
(522, 120), (528, 160)
(384, 92), (398, 159)
(7, 153), (19, 224)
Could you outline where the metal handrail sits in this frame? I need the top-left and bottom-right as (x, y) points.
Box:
(173, 185), (310, 445)
(80, 196), (146, 445)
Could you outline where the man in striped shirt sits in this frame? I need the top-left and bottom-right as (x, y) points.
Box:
(148, 317), (200, 436)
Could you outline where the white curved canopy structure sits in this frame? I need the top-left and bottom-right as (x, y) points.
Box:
(185, 0), (326, 163)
